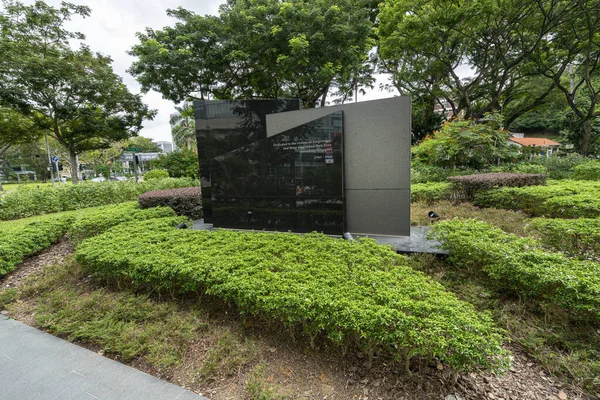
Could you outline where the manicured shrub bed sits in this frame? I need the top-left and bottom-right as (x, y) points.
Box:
(0, 177), (197, 220)
(430, 219), (600, 320)
(572, 162), (600, 181)
(448, 173), (546, 201)
(411, 182), (454, 202)
(75, 220), (510, 373)
(473, 180), (600, 217)
(0, 213), (73, 276)
(0, 202), (183, 277)
(138, 187), (202, 219)
(527, 218), (600, 259)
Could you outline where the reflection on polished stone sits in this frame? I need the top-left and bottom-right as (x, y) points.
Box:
(211, 112), (344, 234)
(194, 99), (302, 222)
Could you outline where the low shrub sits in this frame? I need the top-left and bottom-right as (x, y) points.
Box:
(144, 169), (170, 181)
(67, 202), (179, 244)
(75, 220), (510, 373)
(0, 213), (73, 276)
(429, 219), (600, 320)
(0, 177), (197, 220)
(411, 182), (454, 202)
(571, 162), (600, 181)
(448, 173), (546, 201)
(474, 180), (600, 217)
(527, 218), (600, 260)
(138, 187), (202, 219)
(0, 202), (185, 277)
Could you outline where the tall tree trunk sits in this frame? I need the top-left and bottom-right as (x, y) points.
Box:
(69, 151), (79, 184)
(582, 119), (592, 156)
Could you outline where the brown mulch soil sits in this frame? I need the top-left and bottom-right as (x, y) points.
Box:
(0, 242), (595, 400)
(1, 239), (73, 290)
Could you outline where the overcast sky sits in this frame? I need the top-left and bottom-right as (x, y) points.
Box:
(20, 0), (399, 143)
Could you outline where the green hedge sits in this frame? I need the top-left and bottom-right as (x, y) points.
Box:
(0, 213), (73, 276)
(430, 219), (600, 320)
(411, 182), (454, 202)
(0, 178), (198, 220)
(75, 220), (509, 373)
(527, 218), (600, 259)
(571, 162), (600, 181)
(473, 180), (600, 217)
(0, 202), (182, 277)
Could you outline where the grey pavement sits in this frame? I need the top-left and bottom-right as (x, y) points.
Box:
(0, 314), (206, 400)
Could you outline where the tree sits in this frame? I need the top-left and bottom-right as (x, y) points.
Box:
(124, 136), (162, 153)
(528, 0), (600, 155)
(412, 118), (513, 169)
(0, 1), (155, 184)
(0, 107), (42, 190)
(169, 102), (196, 152)
(377, 0), (570, 126)
(150, 150), (199, 179)
(128, 0), (374, 107)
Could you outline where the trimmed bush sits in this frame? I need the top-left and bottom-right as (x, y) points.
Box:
(0, 213), (73, 276)
(448, 173), (546, 201)
(67, 202), (179, 244)
(144, 169), (170, 181)
(411, 182), (454, 202)
(0, 202), (185, 277)
(138, 187), (202, 219)
(527, 218), (600, 260)
(430, 219), (600, 320)
(572, 162), (600, 181)
(76, 220), (510, 373)
(474, 180), (600, 217)
(0, 177), (197, 220)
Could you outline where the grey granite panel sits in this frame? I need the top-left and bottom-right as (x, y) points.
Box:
(345, 189), (411, 236)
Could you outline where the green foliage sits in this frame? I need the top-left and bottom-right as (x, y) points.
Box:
(76, 220), (510, 373)
(0, 202), (181, 277)
(128, 0), (374, 106)
(246, 364), (288, 400)
(527, 218), (600, 260)
(411, 182), (454, 202)
(571, 161), (600, 181)
(143, 169), (169, 181)
(67, 202), (178, 244)
(0, 1), (155, 183)
(412, 120), (513, 169)
(473, 180), (600, 217)
(149, 151), (199, 179)
(0, 213), (72, 276)
(0, 177), (196, 220)
(430, 219), (600, 320)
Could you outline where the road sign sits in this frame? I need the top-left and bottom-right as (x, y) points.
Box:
(125, 147), (141, 152)
(51, 155), (59, 162)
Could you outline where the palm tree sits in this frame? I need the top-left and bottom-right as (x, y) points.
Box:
(170, 102), (196, 152)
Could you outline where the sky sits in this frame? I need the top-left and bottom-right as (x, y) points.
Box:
(19, 0), (400, 143)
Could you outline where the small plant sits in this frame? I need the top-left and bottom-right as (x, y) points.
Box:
(571, 161), (600, 181)
(527, 217), (600, 259)
(144, 169), (169, 181)
(246, 364), (287, 400)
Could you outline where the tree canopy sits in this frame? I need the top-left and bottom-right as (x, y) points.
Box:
(0, 0), (156, 183)
(128, 0), (375, 107)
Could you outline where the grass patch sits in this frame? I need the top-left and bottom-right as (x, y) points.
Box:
(411, 200), (531, 236)
(408, 254), (600, 394)
(246, 363), (289, 400)
(4, 259), (248, 372)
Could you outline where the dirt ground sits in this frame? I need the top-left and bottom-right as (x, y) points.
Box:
(0, 242), (594, 400)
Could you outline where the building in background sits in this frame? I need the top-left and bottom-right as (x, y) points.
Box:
(156, 141), (173, 153)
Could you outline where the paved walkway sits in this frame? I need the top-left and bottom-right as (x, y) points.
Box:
(0, 315), (205, 400)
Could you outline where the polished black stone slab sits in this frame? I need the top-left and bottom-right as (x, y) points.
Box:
(210, 111), (344, 234)
(194, 99), (302, 222)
